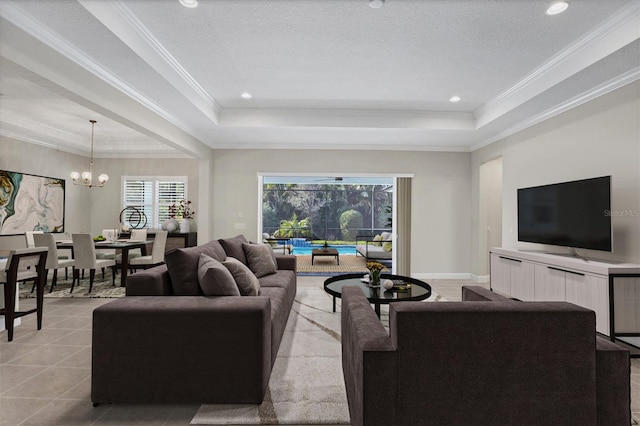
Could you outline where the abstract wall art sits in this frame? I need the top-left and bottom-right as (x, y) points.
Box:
(0, 170), (65, 235)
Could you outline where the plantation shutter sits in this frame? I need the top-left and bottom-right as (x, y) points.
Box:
(123, 177), (187, 228)
(157, 180), (186, 224)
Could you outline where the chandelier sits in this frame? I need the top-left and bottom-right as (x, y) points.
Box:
(70, 119), (108, 188)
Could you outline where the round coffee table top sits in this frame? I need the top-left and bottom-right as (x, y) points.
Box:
(323, 273), (431, 305)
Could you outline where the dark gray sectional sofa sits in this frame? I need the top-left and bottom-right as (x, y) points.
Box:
(341, 285), (631, 425)
(91, 235), (296, 405)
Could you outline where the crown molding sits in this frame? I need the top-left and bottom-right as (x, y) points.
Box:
(475, 1), (640, 129)
(470, 68), (640, 152)
(78, 0), (221, 124)
(0, 2), (185, 132)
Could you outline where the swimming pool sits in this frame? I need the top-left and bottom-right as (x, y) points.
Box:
(292, 245), (357, 255)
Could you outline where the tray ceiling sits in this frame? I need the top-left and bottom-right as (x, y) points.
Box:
(0, 0), (638, 158)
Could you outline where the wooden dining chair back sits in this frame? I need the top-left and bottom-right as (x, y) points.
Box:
(0, 247), (48, 341)
(33, 233), (75, 293)
(71, 233), (116, 293)
(129, 230), (167, 271)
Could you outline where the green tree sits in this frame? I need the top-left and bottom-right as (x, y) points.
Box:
(275, 214), (312, 238)
(339, 209), (363, 241)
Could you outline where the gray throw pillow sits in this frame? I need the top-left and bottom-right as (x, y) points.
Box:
(222, 257), (260, 296)
(242, 243), (278, 278)
(197, 254), (240, 296)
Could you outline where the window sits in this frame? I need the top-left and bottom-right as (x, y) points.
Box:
(122, 177), (187, 229)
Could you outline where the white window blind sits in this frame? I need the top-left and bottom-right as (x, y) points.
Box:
(122, 177), (187, 229)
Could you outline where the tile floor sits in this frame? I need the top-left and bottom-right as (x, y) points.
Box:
(0, 277), (638, 425)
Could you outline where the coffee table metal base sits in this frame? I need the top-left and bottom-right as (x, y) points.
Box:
(324, 273), (431, 318)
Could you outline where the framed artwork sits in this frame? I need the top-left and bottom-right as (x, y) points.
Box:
(0, 170), (65, 235)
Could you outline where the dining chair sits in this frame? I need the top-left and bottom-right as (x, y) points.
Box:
(33, 233), (75, 293)
(128, 230), (168, 272)
(24, 230), (44, 248)
(128, 228), (147, 258)
(71, 233), (116, 293)
(1, 247), (48, 341)
(96, 228), (118, 260)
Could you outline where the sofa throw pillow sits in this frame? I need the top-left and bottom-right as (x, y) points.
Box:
(242, 243), (278, 278)
(222, 256), (260, 296)
(381, 231), (392, 241)
(372, 234), (383, 246)
(383, 241), (392, 252)
(219, 234), (249, 265)
(165, 240), (227, 295)
(197, 254), (240, 296)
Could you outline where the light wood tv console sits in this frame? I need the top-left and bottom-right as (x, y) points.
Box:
(490, 247), (640, 355)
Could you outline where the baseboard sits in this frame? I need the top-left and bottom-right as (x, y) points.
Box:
(412, 273), (473, 280)
(471, 274), (490, 283)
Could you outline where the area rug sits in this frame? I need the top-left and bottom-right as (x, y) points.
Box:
(191, 286), (445, 425)
(191, 287), (350, 425)
(18, 272), (125, 298)
(295, 254), (369, 275)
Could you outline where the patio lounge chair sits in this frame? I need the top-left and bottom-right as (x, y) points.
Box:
(356, 232), (392, 262)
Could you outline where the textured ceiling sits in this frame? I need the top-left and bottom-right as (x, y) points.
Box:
(0, 0), (638, 158)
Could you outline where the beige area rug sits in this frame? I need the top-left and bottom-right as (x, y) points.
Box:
(191, 286), (446, 425)
(191, 286), (351, 425)
(295, 254), (369, 274)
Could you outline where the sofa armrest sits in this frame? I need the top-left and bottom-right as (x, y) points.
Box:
(341, 286), (397, 426)
(92, 296), (272, 404)
(595, 336), (631, 425)
(462, 285), (513, 302)
(125, 265), (173, 295)
(275, 254), (296, 272)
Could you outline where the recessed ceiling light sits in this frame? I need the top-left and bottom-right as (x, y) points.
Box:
(369, 0), (384, 9)
(546, 1), (569, 15)
(179, 0), (198, 8)
(241, 92), (252, 99)
(449, 95), (461, 103)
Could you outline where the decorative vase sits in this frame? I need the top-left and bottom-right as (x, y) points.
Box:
(162, 218), (179, 232)
(369, 271), (381, 288)
(180, 218), (190, 233)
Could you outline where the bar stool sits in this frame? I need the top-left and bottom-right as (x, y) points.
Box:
(0, 247), (48, 341)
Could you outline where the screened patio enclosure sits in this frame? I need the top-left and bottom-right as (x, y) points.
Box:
(261, 176), (393, 243)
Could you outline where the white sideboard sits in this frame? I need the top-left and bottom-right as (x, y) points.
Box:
(489, 248), (640, 339)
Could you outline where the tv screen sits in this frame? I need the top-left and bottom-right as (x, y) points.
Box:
(517, 176), (612, 251)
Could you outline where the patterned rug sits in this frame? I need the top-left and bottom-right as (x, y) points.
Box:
(295, 254), (369, 275)
(18, 271), (125, 298)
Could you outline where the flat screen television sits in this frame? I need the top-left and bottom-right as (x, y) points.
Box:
(517, 176), (612, 252)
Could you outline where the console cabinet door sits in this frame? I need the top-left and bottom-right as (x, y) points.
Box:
(565, 272), (610, 334)
(510, 260), (535, 301)
(490, 254), (510, 295)
(534, 265), (566, 301)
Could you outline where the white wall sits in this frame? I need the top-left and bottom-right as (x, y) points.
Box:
(0, 137), (91, 249)
(0, 137), (203, 248)
(89, 157), (202, 236)
(210, 149), (472, 276)
(471, 81), (640, 269)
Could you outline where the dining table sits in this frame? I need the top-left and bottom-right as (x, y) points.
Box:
(56, 240), (149, 287)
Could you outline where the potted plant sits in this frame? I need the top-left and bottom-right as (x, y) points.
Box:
(168, 199), (196, 233)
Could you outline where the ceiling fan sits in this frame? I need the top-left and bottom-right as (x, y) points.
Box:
(315, 176), (344, 182)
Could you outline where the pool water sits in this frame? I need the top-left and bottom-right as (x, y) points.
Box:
(292, 245), (357, 255)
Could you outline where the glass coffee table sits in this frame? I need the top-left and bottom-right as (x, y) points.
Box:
(324, 273), (432, 317)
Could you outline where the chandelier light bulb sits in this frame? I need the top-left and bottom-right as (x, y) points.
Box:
(71, 119), (107, 188)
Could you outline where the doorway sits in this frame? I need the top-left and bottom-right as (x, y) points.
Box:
(479, 158), (503, 277)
